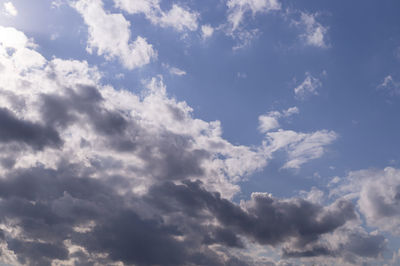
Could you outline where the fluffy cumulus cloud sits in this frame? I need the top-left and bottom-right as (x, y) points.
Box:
(332, 167), (400, 235)
(226, 0), (281, 31)
(258, 107), (299, 133)
(294, 12), (328, 48)
(114, 0), (199, 32)
(73, 0), (156, 69)
(294, 72), (322, 99)
(201, 24), (214, 39)
(0, 26), (386, 265)
(3, 1), (17, 16)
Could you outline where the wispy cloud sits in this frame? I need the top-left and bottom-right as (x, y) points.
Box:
(378, 75), (400, 95)
(258, 107), (335, 169)
(226, 0), (281, 31)
(114, 0), (199, 32)
(294, 72), (322, 99)
(162, 63), (186, 76)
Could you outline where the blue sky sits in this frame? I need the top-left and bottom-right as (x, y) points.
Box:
(0, 0), (400, 265)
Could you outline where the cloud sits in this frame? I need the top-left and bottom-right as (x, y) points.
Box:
(201, 24), (214, 39)
(282, 228), (387, 264)
(259, 114), (280, 133)
(222, 0), (280, 50)
(258, 107), (299, 133)
(258, 106), (335, 169)
(159, 4), (198, 31)
(283, 106), (299, 117)
(0, 108), (62, 150)
(294, 12), (328, 48)
(294, 72), (322, 99)
(3, 2), (17, 16)
(264, 129), (337, 169)
(73, 0), (157, 69)
(378, 75), (400, 95)
(0, 26), (377, 265)
(114, 0), (199, 32)
(148, 180), (357, 246)
(113, 0), (159, 15)
(331, 167), (400, 235)
(226, 0), (281, 31)
(162, 63), (186, 76)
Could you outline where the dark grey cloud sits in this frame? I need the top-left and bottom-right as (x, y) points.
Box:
(39, 85), (209, 182)
(343, 232), (387, 258)
(7, 239), (68, 266)
(0, 164), (245, 265)
(77, 210), (186, 266)
(0, 160), (363, 265)
(0, 107), (62, 150)
(202, 227), (244, 248)
(282, 231), (387, 263)
(282, 246), (332, 258)
(146, 180), (357, 248)
(40, 85), (127, 136)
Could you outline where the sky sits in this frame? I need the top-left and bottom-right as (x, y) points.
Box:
(0, 0), (399, 265)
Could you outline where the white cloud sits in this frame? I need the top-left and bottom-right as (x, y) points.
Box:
(224, 0), (280, 50)
(282, 106), (299, 117)
(258, 106), (335, 169)
(331, 167), (400, 235)
(51, 0), (67, 9)
(258, 107), (298, 133)
(264, 129), (337, 169)
(73, 0), (157, 70)
(258, 115), (280, 133)
(295, 12), (328, 48)
(0, 26), (45, 72)
(201, 24), (214, 39)
(294, 72), (322, 99)
(114, 0), (160, 15)
(299, 186), (325, 204)
(232, 28), (260, 50)
(3, 2), (17, 17)
(114, 0), (199, 32)
(258, 111), (280, 133)
(162, 63), (186, 76)
(378, 75), (400, 95)
(159, 4), (198, 31)
(226, 0), (281, 31)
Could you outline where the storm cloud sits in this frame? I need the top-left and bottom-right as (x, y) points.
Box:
(0, 107), (62, 150)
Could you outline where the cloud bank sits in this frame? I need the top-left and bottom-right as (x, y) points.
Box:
(0, 25), (391, 265)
